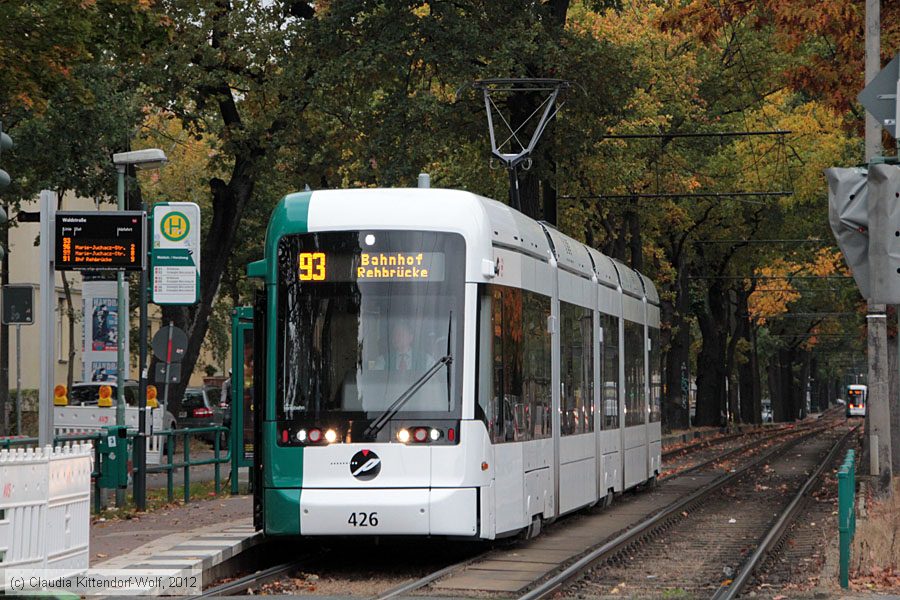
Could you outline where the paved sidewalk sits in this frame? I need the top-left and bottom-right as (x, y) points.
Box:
(91, 494), (253, 565)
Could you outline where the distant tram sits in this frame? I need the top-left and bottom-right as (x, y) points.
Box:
(845, 384), (866, 418)
(244, 188), (662, 539)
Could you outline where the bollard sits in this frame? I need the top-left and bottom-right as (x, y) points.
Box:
(837, 449), (857, 589)
(183, 431), (190, 504)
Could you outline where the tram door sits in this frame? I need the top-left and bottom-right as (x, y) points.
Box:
(231, 307), (255, 486)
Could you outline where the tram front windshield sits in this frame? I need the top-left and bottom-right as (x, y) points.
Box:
(276, 231), (465, 426)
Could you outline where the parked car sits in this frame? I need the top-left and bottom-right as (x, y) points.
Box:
(68, 380), (178, 431)
(178, 386), (225, 445)
(68, 380), (179, 455)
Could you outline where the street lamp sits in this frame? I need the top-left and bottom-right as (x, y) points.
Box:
(112, 148), (167, 510)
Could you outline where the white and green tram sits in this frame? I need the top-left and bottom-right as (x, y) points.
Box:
(245, 188), (662, 539)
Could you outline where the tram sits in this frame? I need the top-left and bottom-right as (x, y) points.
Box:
(243, 188), (662, 539)
(845, 384), (867, 418)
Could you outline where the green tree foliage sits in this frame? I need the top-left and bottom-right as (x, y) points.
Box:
(0, 0), (871, 429)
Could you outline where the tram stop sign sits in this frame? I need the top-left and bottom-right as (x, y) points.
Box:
(151, 325), (188, 363)
(151, 202), (201, 305)
(2, 284), (34, 325)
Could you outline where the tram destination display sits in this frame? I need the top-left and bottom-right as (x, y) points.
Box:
(55, 211), (146, 271)
(297, 250), (446, 282)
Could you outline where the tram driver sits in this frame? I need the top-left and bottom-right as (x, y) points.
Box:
(372, 321), (434, 374)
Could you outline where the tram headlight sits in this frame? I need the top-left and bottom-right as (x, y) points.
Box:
(324, 429), (337, 443)
(429, 428), (441, 441)
(397, 428), (411, 443)
(297, 429), (307, 442)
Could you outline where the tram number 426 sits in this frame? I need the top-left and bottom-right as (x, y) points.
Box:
(348, 512), (379, 527)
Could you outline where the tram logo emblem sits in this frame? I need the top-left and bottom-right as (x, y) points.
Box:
(349, 449), (381, 480)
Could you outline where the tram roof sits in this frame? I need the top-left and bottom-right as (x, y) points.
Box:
(480, 198), (553, 261)
(610, 258), (645, 299)
(585, 247), (620, 289)
(637, 272), (660, 306)
(540, 224), (594, 278)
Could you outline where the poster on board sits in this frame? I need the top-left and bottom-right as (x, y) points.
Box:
(83, 280), (128, 383)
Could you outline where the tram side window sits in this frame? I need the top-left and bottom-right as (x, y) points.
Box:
(561, 301), (594, 435)
(624, 320), (646, 427)
(484, 284), (551, 443)
(600, 314), (619, 429)
(524, 291), (552, 440)
(649, 326), (661, 423)
(489, 285), (524, 443)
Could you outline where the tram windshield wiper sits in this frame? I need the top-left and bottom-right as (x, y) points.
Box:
(363, 354), (452, 441)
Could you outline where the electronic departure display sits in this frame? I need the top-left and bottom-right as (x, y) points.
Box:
(298, 251), (445, 282)
(55, 211), (146, 271)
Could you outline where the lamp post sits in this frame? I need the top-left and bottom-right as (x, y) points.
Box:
(111, 149), (167, 510)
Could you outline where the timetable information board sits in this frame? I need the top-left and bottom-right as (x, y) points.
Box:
(55, 211), (146, 271)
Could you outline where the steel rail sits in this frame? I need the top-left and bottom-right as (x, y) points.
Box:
(710, 425), (858, 600)
(195, 558), (309, 598)
(661, 423), (792, 461)
(517, 421), (837, 600)
(369, 552), (490, 600)
(668, 422), (812, 480)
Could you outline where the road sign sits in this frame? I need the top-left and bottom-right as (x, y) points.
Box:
(154, 362), (182, 384)
(2, 284), (34, 325)
(151, 202), (200, 305)
(858, 53), (900, 139)
(55, 211), (146, 271)
(151, 325), (188, 363)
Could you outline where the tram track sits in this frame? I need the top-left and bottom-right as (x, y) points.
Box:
(661, 408), (841, 479)
(522, 422), (852, 599)
(198, 413), (842, 598)
(197, 558), (312, 597)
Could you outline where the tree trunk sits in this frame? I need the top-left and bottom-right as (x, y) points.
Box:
(797, 351), (810, 420)
(662, 262), (690, 430)
(767, 362), (781, 420)
(627, 203), (643, 272)
(695, 284), (727, 426)
(776, 348), (795, 421)
(158, 162), (259, 415)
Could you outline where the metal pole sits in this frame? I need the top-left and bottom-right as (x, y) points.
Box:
(115, 167), (127, 507)
(135, 201), (148, 511)
(15, 324), (20, 435)
(38, 190), (57, 446)
(161, 322), (173, 418)
(863, 0), (892, 493)
(115, 166), (126, 427)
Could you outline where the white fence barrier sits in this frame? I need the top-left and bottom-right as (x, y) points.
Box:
(54, 406), (164, 464)
(0, 443), (92, 586)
